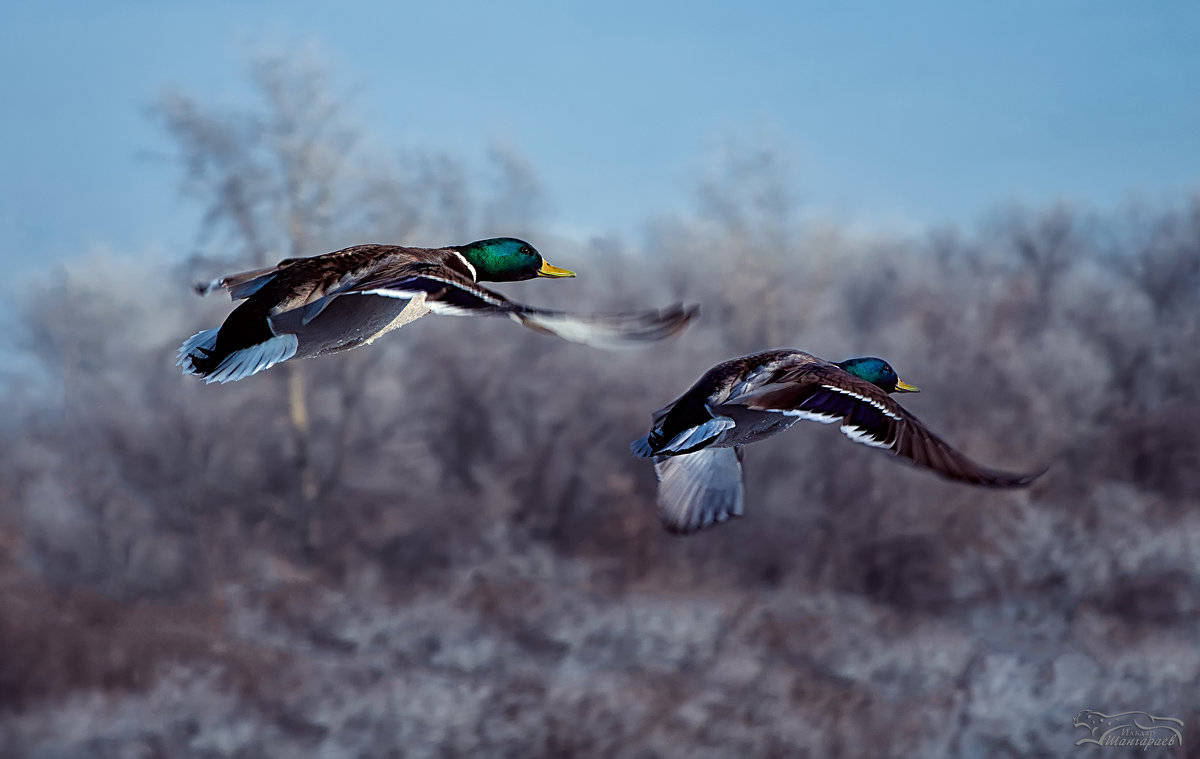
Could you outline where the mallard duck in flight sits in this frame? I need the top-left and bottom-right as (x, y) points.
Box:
(631, 350), (1045, 534)
(178, 238), (696, 383)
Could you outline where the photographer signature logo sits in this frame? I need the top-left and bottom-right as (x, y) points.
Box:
(1073, 710), (1183, 749)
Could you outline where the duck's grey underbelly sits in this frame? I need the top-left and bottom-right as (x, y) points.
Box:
(716, 405), (799, 446)
(270, 294), (426, 359)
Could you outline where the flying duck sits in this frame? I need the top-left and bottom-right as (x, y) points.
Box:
(178, 237), (696, 383)
(631, 350), (1045, 533)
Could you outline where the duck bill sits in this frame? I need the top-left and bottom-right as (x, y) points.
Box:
(536, 260), (576, 278)
(894, 380), (920, 393)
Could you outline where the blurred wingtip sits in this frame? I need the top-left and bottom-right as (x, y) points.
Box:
(673, 301), (700, 330)
(1013, 465), (1050, 487)
(515, 301), (700, 349)
(662, 509), (743, 536)
(632, 301), (700, 344)
(976, 463), (1049, 488)
(193, 278), (222, 297)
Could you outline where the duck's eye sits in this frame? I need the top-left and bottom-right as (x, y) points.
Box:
(882, 365), (892, 374)
(520, 245), (532, 255)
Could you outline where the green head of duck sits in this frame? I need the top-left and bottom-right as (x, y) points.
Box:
(836, 357), (920, 394)
(457, 238), (576, 282)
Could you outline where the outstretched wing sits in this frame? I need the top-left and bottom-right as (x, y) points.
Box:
(200, 245), (696, 349)
(652, 446), (746, 534)
(508, 303), (698, 349)
(343, 267), (697, 349)
(730, 371), (1043, 488)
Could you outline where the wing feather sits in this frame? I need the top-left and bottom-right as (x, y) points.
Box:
(342, 266), (696, 348)
(733, 367), (1043, 488)
(653, 446), (746, 534)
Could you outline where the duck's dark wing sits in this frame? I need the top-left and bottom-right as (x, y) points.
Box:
(632, 350), (813, 457)
(339, 265), (697, 349)
(195, 245), (407, 302)
(729, 367), (1043, 488)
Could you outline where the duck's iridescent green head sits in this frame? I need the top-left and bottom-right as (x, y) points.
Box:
(836, 357), (920, 394)
(455, 238), (575, 282)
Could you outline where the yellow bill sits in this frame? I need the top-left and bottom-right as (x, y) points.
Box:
(894, 379), (920, 393)
(537, 260), (576, 278)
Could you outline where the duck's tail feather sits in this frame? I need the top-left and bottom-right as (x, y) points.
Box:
(653, 446), (745, 534)
(630, 434), (656, 458)
(177, 329), (298, 384)
(177, 327), (220, 367)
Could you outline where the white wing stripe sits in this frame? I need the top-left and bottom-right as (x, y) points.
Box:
(819, 384), (901, 419)
(360, 275), (507, 308)
(779, 409), (841, 424)
(413, 275), (507, 306)
(842, 425), (893, 449)
(359, 288), (421, 299)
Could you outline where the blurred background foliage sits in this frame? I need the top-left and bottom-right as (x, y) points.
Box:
(1, 55), (1198, 758)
